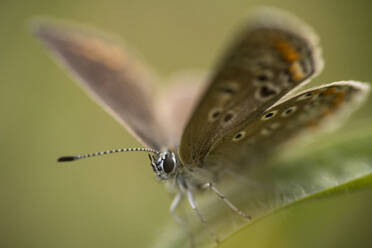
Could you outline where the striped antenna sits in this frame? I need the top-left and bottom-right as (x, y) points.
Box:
(57, 147), (160, 162)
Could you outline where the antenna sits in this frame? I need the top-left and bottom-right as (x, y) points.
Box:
(57, 147), (160, 162)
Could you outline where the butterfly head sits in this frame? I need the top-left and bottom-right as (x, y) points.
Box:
(149, 151), (178, 180)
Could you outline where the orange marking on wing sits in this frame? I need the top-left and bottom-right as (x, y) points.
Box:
(321, 88), (336, 96)
(321, 107), (333, 118)
(333, 92), (346, 106)
(289, 62), (305, 81)
(276, 41), (299, 62)
(68, 35), (125, 71)
(306, 119), (319, 129)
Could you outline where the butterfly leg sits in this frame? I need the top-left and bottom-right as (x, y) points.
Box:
(170, 193), (195, 247)
(186, 190), (220, 244)
(201, 182), (251, 220)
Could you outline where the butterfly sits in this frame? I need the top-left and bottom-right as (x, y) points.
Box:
(33, 8), (369, 245)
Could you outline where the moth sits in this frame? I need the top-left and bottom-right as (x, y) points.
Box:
(34, 8), (369, 244)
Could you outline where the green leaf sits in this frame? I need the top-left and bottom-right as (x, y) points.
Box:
(154, 126), (372, 248)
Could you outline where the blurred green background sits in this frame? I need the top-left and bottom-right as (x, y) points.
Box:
(1, 0), (372, 247)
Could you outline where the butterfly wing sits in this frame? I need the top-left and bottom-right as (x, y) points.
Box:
(33, 21), (167, 149)
(156, 72), (207, 147)
(204, 81), (370, 169)
(180, 8), (323, 166)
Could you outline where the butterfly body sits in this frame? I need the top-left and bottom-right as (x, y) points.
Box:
(34, 7), (369, 246)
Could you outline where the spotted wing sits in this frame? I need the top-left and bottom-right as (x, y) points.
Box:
(180, 8), (323, 166)
(33, 21), (167, 149)
(204, 81), (369, 169)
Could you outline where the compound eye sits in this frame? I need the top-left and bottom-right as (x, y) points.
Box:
(162, 155), (175, 174)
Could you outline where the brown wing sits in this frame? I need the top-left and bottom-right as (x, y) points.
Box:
(205, 81), (369, 169)
(33, 20), (167, 149)
(180, 8), (323, 166)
